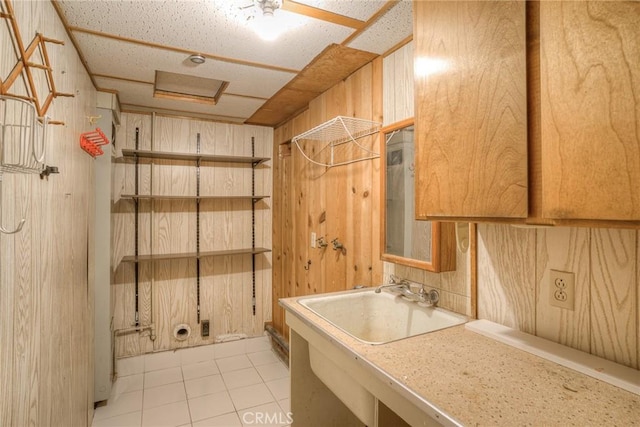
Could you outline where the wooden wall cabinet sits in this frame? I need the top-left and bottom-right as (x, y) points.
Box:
(414, 0), (528, 220)
(414, 1), (640, 224)
(538, 1), (640, 222)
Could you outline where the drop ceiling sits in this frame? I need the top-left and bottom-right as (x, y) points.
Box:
(52, 0), (413, 126)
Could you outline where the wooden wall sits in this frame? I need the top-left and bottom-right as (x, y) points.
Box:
(0, 1), (97, 426)
(111, 113), (273, 357)
(272, 42), (474, 338)
(382, 41), (473, 317)
(271, 59), (384, 339)
(477, 225), (639, 369)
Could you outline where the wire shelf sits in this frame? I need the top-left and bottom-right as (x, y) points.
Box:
(0, 95), (49, 234)
(0, 95), (47, 174)
(292, 116), (381, 167)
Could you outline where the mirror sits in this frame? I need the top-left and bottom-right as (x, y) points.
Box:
(380, 118), (456, 272)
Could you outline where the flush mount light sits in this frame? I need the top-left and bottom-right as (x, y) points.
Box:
(188, 54), (206, 65)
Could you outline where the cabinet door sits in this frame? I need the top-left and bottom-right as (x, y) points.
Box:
(540, 1), (640, 221)
(414, 1), (528, 219)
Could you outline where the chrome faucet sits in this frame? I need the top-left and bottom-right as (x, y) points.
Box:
(374, 282), (410, 294)
(375, 275), (439, 306)
(374, 275), (411, 295)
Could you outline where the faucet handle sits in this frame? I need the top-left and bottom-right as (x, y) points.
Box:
(419, 289), (439, 306)
(428, 289), (439, 305)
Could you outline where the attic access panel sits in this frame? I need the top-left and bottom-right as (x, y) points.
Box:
(154, 70), (228, 105)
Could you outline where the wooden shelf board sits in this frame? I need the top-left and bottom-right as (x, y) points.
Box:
(121, 194), (270, 201)
(121, 149), (269, 164)
(121, 247), (271, 263)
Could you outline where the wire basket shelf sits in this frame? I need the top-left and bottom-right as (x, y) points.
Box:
(0, 95), (49, 234)
(0, 95), (47, 174)
(292, 116), (381, 167)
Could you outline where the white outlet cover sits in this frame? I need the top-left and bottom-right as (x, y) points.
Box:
(311, 232), (316, 248)
(549, 269), (575, 310)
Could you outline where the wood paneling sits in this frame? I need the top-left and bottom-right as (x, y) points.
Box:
(414, 1), (528, 219)
(536, 227), (590, 352)
(382, 42), (413, 126)
(477, 224), (536, 333)
(271, 42), (477, 337)
(1, 0), (95, 425)
(270, 60), (384, 337)
(478, 225), (639, 369)
(591, 229), (637, 368)
(370, 57), (383, 284)
(112, 114), (272, 356)
(247, 44), (378, 127)
(540, 1), (640, 221)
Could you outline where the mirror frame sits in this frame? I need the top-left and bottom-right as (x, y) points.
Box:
(380, 118), (456, 272)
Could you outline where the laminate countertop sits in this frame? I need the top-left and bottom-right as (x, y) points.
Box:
(281, 295), (640, 426)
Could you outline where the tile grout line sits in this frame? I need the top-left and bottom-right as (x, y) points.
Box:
(180, 361), (191, 427)
(100, 338), (286, 427)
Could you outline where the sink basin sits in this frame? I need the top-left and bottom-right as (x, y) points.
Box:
(299, 288), (467, 344)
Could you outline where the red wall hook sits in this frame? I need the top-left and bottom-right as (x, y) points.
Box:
(80, 128), (109, 157)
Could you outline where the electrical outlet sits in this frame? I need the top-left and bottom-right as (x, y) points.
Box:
(201, 320), (210, 337)
(549, 270), (575, 310)
(311, 232), (316, 248)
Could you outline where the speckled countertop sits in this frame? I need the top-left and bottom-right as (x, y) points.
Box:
(281, 296), (640, 426)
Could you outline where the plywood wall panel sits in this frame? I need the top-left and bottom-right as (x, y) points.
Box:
(477, 224), (536, 333)
(382, 42), (414, 126)
(478, 224), (639, 368)
(113, 113), (272, 353)
(345, 63), (375, 288)
(271, 128), (284, 334)
(590, 229), (637, 368)
(370, 57), (383, 284)
(256, 127), (273, 327)
(535, 227), (590, 352)
(1, 0), (96, 423)
(323, 83), (350, 294)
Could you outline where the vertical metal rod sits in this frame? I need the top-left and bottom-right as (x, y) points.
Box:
(134, 127), (140, 326)
(149, 113), (155, 331)
(251, 137), (256, 316)
(196, 133), (201, 324)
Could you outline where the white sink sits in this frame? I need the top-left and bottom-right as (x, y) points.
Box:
(299, 288), (467, 344)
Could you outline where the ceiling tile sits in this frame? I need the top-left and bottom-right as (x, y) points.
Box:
(292, 0), (387, 21)
(58, 0), (354, 70)
(74, 33), (295, 99)
(95, 77), (264, 120)
(346, 1), (413, 54)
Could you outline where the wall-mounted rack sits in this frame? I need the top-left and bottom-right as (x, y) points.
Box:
(80, 128), (109, 157)
(122, 131), (270, 325)
(121, 148), (269, 165)
(0, 95), (49, 234)
(120, 195), (269, 201)
(1, 0), (74, 124)
(292, 116), (381, 167)
(121, 247), (271, 263)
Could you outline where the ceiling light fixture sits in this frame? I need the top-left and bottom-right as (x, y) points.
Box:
(253, 0), (283, 41)
(188, 54), (206, 65)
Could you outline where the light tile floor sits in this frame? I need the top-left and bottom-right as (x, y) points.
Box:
(93, 336), (291, 427)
